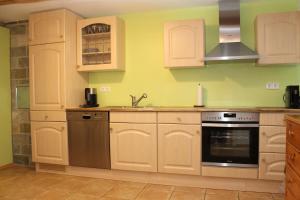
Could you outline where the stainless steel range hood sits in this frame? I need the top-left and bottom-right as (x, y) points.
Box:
(205, 0), (259, 61)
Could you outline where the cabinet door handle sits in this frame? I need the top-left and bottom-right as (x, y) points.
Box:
(262, 132), (266, 136)
(196, 130), (200, 135)
(288, 153), (296, 161)
(288, 178), (293, 184)
(61, 127), (65, 131)
(44, 115), (49, 120)
(289, 130), (294, 136)
(61, 105), (64, 109)
(261, 158), (266, 163)
(110, 127), (113, 132)
(60, 35), (64, 38)
(176, 117), (182, 122)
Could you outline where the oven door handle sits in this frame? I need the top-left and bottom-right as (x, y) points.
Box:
(202, 123), (259, 128)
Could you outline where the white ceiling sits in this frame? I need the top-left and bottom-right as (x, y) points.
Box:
(0, 0), (221, 22)
(0, 0), (268, 23)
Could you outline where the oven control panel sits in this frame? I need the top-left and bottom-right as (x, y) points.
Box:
(202, 112), (259, 122)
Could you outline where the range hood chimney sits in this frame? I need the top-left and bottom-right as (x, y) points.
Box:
(205, 0), (259, 61)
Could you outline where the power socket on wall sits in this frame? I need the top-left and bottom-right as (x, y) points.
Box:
(100, 86), (111, 93)
(266, 82), (280, 90)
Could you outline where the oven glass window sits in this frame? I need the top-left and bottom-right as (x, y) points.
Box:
(210, 130), (250, 158)
(202, 126), (259, 165)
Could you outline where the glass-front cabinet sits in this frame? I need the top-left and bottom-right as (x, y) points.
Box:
(77, 16), (125, 71)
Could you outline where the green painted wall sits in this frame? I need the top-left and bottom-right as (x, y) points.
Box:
(0, 27), (12, 166)
(90, 0), (300, 107)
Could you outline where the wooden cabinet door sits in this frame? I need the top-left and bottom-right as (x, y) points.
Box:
(110, 123), (157, 172)
(164, 19), (205, 68)
(260, 126), (286, 153)
(31, 122), (68, 165)
(29, 9), (65, 45)
(256, 11), (300, 64)
(259, 153), (285, 180)
(29, 43), (65, 111)
(158, 124), (201, 175)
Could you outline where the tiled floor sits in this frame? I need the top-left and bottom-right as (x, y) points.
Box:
(0, 166), (284, 200)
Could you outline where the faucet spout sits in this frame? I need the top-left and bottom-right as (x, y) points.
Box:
(130, 93), (147, 107)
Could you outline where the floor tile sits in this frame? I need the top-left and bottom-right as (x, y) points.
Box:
(50, 177), (92, 192)
(174, 186), (205, 195)
(35, 189), (71, 200)
(116, 180), (147, 189)
(136, 188), (172, 200)
(205, 189), (238, 200)
(77, 179), (115, 196)
(67, 193), (102, 200)
(170, 191), (204, 200)
(145, 184), (175, 191)
(103, 185), (143, 199)
(239, 191), (273, 200)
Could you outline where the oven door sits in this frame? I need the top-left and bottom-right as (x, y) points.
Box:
(202, 123), (259, 167)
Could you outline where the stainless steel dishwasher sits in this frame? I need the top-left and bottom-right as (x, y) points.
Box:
(67, 111), (110, 169)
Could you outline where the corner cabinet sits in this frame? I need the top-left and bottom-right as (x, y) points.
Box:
(164, 19), (205, 68)
(77, 16), (125, 71)
(256, 11), (300, 64)
(31, 122), (68, 165)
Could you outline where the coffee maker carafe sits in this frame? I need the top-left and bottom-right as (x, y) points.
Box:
(81, 88), (99, 108)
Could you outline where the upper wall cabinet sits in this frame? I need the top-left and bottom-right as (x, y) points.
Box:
(77, 16), (125, 72)
(164, 19), (205, 68)
(256, 11), (300, 64)
(29, 9), (66, 45)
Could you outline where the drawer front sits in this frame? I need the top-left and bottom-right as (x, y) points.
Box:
(287, 121), (300, 150)
(259, 126), (286, 153)
(31, 111), (66, 122)
(286, 164), (300, 199)
(259, 153), (285, 181)
(260, 113), (285, 126)
(110, 112), (157, 123)
(158, 112), (201, 124)
(287, 143), (300, 177)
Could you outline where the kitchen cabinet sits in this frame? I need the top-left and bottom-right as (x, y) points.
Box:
(258, 112), (287, 181)
(110, 123), (157, 172)
(29, 9), (88, 166)
(256, 11), (300, 64)
(29, 43), (66, 111)
(29, 9), (66, 45)
(285, 116), (300, 200)
(259, 126), (286, 153)
(158, 124), (201, 175)
(31, 122), (68, 165)
(258, 153), (285, 180)
(164, 19), (205, 68)
(77, 16), (125, 71)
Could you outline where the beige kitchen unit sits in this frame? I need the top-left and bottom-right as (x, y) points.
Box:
(164, 19), (205, 68)
(110, 112), (157, 172)
(157, 112), (201, 175)
(256, 11), (300, 64)
(258, 113), (286, 180)
(29, 9), (88, 165)
(77, 16), (125, 71)
(31, 121), (68, 165)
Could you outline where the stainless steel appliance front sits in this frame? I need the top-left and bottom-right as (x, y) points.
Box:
(67, 111), (110, 169)
(202, 112), (259, 168)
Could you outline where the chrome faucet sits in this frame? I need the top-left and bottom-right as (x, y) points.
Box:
(130, 93), (147, 107)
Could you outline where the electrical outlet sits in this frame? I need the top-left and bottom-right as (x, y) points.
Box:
(100, 86), (111, 93)
(266, 82), (280, 90)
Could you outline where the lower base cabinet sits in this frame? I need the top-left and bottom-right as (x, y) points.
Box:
(31, 121), (68, 165)
(110, 123), (157, 172)
(158, 124), (201, 175)
(259, 153), (285, 180)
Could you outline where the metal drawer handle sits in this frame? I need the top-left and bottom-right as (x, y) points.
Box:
(262, 132), (266, 136)
(177, 117), (182, 122)
(61, 127), (65, 131)
(44, 115), (49, 119)
(289, 131), (294, 136)
(261, 158), (266, 163)
(288, 153), (296, 161)
(196, 130), (200, 135)
(60, 35), (64, 38)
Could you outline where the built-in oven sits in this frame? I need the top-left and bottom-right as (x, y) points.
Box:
(202, 112), (259, 168)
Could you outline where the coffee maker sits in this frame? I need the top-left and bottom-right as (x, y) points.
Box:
(81, 88), (99, 108)
(284, 85), (300, 108)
